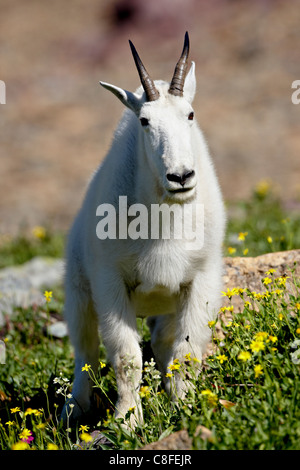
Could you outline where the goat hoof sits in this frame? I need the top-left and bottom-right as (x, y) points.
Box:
(60, 396), (89, 428)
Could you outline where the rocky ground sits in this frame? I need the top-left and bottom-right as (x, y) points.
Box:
(0, 0), (300, 235)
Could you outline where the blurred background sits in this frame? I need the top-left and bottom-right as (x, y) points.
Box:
(0, 0), (299, 236)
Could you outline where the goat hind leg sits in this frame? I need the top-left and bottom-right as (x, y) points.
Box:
(172, 270), (222, 398)
(61, 285), (99, 425)
(147, 314), (175, 394)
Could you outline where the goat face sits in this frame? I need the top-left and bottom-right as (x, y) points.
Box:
(100, 32), (197, 202)
(137, 79), (197, 202)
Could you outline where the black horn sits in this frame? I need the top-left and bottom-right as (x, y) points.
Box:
(129, 40), (160, 102)
(168, 32), (190, 97)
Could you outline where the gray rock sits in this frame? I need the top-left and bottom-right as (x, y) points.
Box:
(0, 256), (64, 326)
(47, 320), (68, 338)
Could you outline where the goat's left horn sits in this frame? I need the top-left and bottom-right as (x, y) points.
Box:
(168, 32), (190, 97)
(129, 40), (160, 102)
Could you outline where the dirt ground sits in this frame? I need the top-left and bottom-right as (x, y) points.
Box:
(0, 0), (299, 235)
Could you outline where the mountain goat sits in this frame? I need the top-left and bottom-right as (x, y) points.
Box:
(62, 32), (226, 427)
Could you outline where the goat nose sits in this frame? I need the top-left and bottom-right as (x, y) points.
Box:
(167, 170), (195, 186)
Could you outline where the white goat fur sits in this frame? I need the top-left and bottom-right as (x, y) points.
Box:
(63, 53), (226, 426)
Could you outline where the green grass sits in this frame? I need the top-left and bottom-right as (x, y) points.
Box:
(0, 182), (299, 450)
(225, 180), (300, 257)
(0, 227), (65, 269)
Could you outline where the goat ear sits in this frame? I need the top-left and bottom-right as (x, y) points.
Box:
(183, 62), (196, 104)
(100, 82), (142, 113)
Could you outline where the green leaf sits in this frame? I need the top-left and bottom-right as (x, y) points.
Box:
(158, 425), (174, 441)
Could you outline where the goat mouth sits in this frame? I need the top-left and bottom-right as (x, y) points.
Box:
(167, 187), (194, 194)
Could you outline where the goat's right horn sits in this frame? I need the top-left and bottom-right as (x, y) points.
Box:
(168, 32), (190, 97)
(129, 40), (160, 102)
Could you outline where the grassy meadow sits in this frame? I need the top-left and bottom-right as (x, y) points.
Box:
(0, 181), (300, 450)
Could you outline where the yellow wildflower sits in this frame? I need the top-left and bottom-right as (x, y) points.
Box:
(216, 354), (228, 364)
(201, 389), (218, 406)
(227, 247), (236, 255)
(12, 441), (29, 450)
(201, 389), (213, 396)
(19, 428), (32, 441)
(255, 179), (272, 197)
(79, 425), (89, 432)
(139, 386), (150, 398)
(221, 288), (239, 300)
(262, 277), (272, 286)
(267, 236), (273, 244)
(165, 372), (173, 378)
(268, 335), (278, 343)
(44, 290), (53, 303)
(254, 332), (268, 341)
(238, 351), (251, 362)
(272, 289), (283, 296)
(80, 432), (93, 443)
(219, 305), (234, 313)
(207, 394), (218, 406)
(265, 269), (276, 275)
(47, 443), (59, 450)
(250, 340), (265, 353)
(168, 359), (181, 371)
(276, 276), (289, 287)
(36, 423), (46, 430)
(24, 408), (41, 416)
(238, 232), (248, 241)
(81, 364), (91, 372)
(192, 356), (201, 363)
(32, 226), (46, 240)
(254, 364), (263, 378)
(243, 248), (249, 256)
(10, 407), (21, 414)
(208, 320), (217, 328)
(263, 291), (271, 299)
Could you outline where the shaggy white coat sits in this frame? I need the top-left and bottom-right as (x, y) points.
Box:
(62, 64), (226, 426)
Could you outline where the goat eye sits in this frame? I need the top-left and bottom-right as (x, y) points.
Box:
(188, 112), (194, 121)
(140, 117), (149, 127)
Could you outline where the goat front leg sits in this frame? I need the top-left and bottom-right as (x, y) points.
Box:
(172, 267), (222, 398)
(92, 272), (143, 428)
